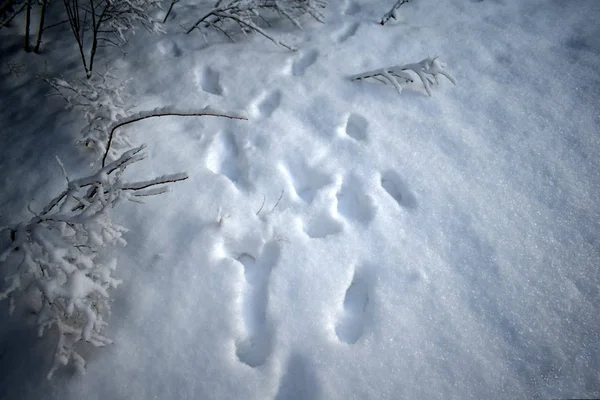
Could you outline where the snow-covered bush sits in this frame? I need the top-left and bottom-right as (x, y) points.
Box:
(350, 56), (456, 96)
(43, 70), (131, 159)
(185, 0), (327, 51)
(0, 145), (188, 379)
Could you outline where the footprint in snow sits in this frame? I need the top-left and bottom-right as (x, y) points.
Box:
(252, 90), (282, 119)
(336, 22), (360, 43)
(303, 211), (343, 239)
(339, 112), (368, 141)
(195, 66), (224, 96)
(275, 353), (321, 400)
(344, 1), (361, 16)
(292, 50), (319, 77)
(156, 39), (182, 58)
(335, 267), (373, 344)
(380, 170), (418, 210)
(205, 130), (245, 188)
(278, 160), (333, 204)
(235, 241), (281, 367)
(336, 175), (376, 225)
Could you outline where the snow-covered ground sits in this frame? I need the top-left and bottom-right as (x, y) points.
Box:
(1, 0), (599, 398)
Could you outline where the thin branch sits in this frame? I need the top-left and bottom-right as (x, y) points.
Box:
(186, 9), (217, 34)
(120, 174), (189, 191)
(162, 0), (178, 23)
(0, 3), (26, 28)
(43, 19), (70, 31)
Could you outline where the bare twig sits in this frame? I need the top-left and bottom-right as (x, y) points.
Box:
(255, 194), (266, 215)
(271, 190), (284, 213)
(162, 0), (178, 23)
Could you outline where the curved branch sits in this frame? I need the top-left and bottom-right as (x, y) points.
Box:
(101, 109), (248, 167)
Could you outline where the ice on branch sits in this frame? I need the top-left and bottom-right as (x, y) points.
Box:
(186, 0), (327, 51)
(350, 56), (456, 96)
(0, 146), (188, 379)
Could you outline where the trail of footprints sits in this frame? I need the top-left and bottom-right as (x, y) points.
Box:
(199, 49), (418, 376)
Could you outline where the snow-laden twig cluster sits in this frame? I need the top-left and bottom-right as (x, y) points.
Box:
(63, 0), (165, 77)
(350, 56), (456, 96)
(186, 0), (327, 51)
(0, 145), (188, 379)
(42, 70), (132, 159)
(97, 0), (165, 43)
(380, 0), (409, 25)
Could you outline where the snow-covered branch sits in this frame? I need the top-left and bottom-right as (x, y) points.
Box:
(380, 0), (409, 26)
(0, 146), (188, 379)
(350, 56), (456, 96)
(186, 0), (327, 50)
(101, 106), (248, 167)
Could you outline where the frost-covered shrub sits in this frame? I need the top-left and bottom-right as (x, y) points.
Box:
(44, 71), (131, 160)
(350, 56), (456, 96)
(0, 146), (188, 379)
(185, 0), (327, 51)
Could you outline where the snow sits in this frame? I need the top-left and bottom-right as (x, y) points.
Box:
(1, 0), (599, 399)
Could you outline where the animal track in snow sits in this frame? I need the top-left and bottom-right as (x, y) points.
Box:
(195, 66), (223, 95)
(279, 160), (332, 204)
(336, 22), (359, 43)
(380, 170), (418, 210)
(335, 267), (372, 344)
(336, 175), (376, 225)
(156, 39), (182, 58)
(303, 211), (343, 239)
(275, 354), (320, 400)
(205, 131), (242, 185)
(344, 1), (361, 15)
(340, 112), (368, 141)
(235, 241), (281, 367)
(252, 90), (282, 119)
(292, 50), (319, 77)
